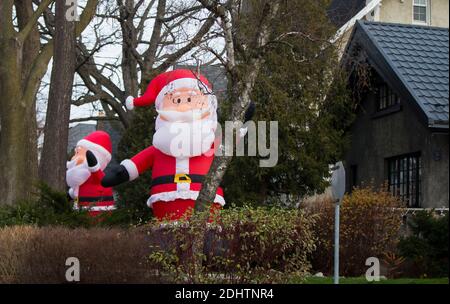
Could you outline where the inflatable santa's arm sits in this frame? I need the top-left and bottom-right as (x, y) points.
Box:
(101, 146), (156, 187)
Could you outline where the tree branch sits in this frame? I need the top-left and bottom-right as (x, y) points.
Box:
(22, 0), (99, 105)
(17, 0), (53, 43)
(0, 0), (15, 39)
(158, 5), (203, 22)
(70, 116), (120, 123)
(151, 14), (215, 77)
(141, 0), (166, 77)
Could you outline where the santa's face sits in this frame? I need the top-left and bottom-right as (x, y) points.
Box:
(153, 87), (217, 157)
(66, 148), (90, 192)
(159, 87), (211, 122)
(71, 146), (87, 165)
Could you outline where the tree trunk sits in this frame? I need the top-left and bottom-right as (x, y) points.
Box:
(39, 1), (76, 191)
(0, 0), (41, 205)
(195, 0), (281, 211)
(16, 0), (40, 187)
(0, 40), (34, 205)
(120, 0), (139, 97)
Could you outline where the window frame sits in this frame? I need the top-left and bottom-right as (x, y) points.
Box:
(387, 152), (422, 208)
(376, 82), (400, 112)
(413, 0), (429, 25)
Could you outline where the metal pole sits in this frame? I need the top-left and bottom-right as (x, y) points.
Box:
(334, 199), (340, 284)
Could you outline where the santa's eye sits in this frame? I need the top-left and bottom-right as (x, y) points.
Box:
(177, 98), (181, 104)
(187, 98), (191, 102)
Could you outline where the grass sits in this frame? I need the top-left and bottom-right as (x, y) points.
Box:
(292, 277), (449, 284)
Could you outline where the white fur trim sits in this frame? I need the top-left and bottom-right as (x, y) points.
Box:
(88, 162), (101, 173)
(126, 96), (135, 110)
(77, 139), (112, 165)
(146, 190), (226, 208)
(213, 194), (226, 206)
(155, 78), (210, 109)
(77, 205), (117, 211)
(121, 159), (139, 181)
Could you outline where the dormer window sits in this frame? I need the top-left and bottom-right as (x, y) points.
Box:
(377, 83), (400, 111)
(413, 0), (428, 24)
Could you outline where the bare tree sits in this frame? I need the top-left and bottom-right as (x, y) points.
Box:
(38, 1), (77, 192)
(0, 0), (98, 205)
(194, 0), (282, 210)
(71, 0), (217, 127)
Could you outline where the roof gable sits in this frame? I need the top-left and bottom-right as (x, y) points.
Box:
(347, 21), (449, 128)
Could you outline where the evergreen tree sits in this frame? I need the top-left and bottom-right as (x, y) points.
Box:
(115, 0), (355, 218)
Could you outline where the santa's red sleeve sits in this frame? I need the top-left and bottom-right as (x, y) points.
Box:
(120, 146), (156, 181)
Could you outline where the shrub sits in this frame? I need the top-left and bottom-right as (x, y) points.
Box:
(398, 210), (449, 278)
(0, 225), (159, 283)
(0, 183), (91, 228)
(147, 205), (318, 283)
(0, 206), (318, 284)
(304, 185), (405, 277)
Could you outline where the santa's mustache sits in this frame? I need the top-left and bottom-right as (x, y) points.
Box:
(153, 118), (216, 157)
(156, 107), (210, 123)
(66, 160), (90, 188)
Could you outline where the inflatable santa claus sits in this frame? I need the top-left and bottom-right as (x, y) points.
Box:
(102, 69), (251, 221)
(66, 131), (116, 217)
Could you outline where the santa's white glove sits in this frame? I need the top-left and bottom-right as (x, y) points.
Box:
(125, 96), (134, 110)
(68, 188), (76, 199)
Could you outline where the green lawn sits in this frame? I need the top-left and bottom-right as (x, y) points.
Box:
(292, 277), (449, 284)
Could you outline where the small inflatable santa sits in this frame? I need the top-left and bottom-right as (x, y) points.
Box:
(66, 131), (116, 217)
(102, 69), (251, 221)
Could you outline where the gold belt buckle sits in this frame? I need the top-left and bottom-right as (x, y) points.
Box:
(174, 173), (191, 183)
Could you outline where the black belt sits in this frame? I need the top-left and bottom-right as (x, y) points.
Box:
(78, 196), (114, 202)
(151, 174), (205, 187)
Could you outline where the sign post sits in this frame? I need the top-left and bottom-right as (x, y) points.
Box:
(331, 161), (345, 285)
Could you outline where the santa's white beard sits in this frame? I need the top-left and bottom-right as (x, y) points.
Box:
(153, 116), (216, 158)
(66, 160), (91, 197)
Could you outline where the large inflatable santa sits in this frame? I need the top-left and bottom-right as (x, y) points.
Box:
(66, 131), (116, 217)
(102, 69), (251, 221)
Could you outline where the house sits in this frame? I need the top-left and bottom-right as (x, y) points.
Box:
(343, 20), (448, 208)
(328, 0), (449, 54)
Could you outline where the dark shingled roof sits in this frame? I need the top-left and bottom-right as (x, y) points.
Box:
(358, 21), (449, 127)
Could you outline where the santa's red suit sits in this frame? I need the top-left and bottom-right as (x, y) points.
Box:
(121, 144), (224, 220)
(114, 69), (230, 220)
(66, 131), (116, 217)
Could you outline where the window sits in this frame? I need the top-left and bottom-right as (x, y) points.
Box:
(377, 83), (400, 111)
(413, 0), (428, 24)
(387, 153), (422, 207)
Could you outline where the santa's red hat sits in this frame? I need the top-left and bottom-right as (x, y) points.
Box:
(77, 131), (112, 168)
(125, 69), (212, 110)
